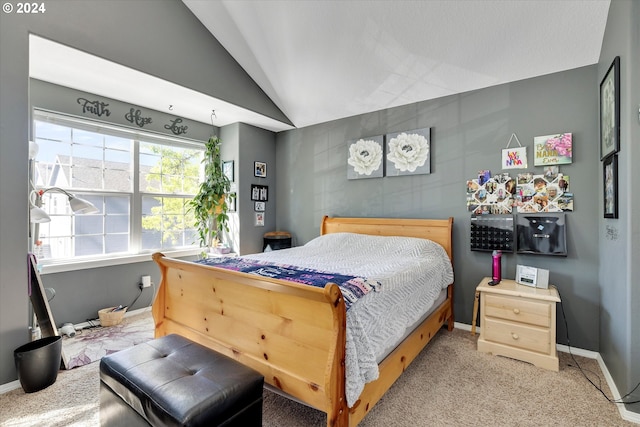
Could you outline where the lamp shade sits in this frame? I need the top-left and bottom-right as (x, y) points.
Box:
(68, 196), (99, 214)
(29, 188), (99, 224)
(30, 206), (51, 223)
(28, 141), (39, 160)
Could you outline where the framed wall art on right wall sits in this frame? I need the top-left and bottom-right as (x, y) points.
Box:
(603, 155), (618, 219)
(600, 56), (620, 160)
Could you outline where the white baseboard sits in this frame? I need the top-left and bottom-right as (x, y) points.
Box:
(453, 321), (473, 332)
(456, 322), (640, 424)
(594, 353), (640, 423)
(0, 379), (21, 394)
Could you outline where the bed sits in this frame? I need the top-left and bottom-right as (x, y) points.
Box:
(152, 216), (454, 426)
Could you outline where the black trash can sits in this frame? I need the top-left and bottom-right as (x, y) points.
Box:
(14, 335), (62, 393)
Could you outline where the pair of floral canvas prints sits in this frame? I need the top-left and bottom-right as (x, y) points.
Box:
(347, 127), (431, 179)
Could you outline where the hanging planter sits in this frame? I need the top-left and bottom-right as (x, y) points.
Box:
(189, 136), (234, 255)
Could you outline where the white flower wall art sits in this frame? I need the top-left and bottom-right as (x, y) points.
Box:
(347, 135), (384, 179)
(385, 128), (431, 176)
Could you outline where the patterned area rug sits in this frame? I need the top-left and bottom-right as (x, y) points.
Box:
(61, 311), (154, 369)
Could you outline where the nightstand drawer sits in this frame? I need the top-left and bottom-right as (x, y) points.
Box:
(484, 293), (550, 328)
(483, 318), (551, 354)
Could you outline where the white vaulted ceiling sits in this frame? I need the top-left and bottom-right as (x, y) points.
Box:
(184, 0), (610, 128)
(30, 1), (611, 131)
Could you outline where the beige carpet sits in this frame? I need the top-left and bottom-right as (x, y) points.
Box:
(0, 324), (635, 426)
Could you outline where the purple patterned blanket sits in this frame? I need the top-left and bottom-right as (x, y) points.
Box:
(198, 257), (380, 311)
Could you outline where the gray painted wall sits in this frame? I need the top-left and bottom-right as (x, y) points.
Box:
(237, 124), (278, 255)
(35, 262), (161, 327)
(219, 122), (277, 256)
(0, 0), (29, 389)
(275, 66), (601, 353)
(598, 0), (640, 413)
(0, 0), (287, 385)
(219, 124), (241, 253)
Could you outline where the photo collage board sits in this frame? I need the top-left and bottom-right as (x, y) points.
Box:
(467, 166), (573, 214)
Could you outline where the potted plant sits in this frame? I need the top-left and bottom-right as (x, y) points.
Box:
(189, 136), (233, 255)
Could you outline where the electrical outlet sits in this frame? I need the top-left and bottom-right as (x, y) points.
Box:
(141, 275), (151, 288)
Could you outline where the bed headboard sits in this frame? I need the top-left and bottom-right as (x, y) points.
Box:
(320, 216), (453, 261)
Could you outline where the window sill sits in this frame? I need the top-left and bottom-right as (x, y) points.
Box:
(39, 248), (201, 275)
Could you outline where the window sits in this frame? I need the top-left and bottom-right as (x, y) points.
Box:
(32, 110), (203, 264)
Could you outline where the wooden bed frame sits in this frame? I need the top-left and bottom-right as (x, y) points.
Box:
(152, 216), (454, 427)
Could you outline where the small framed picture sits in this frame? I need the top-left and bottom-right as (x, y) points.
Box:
(251, 184), (268, 201)
(534, 133), (572, 166)
(228, 193), (236, 212)
(254, 161), (267, 178)
(254, 201), (265, 212)
(223, 160), (234, 182)
(600, 56), (620, 160)
(502, 146), (528, 170)
(603, 155), (618, 219)
(255, 212), (265, 226)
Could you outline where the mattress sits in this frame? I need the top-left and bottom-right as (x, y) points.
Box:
(243, 232), (454, 407)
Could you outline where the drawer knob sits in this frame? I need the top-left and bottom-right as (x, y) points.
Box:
(511, 333), (519, 340)
(513, 308), (521, 314)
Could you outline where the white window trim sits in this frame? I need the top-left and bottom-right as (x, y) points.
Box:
(39, 248), (201, 275)
(32, 109), (204, 269)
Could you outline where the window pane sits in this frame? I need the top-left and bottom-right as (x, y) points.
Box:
(184, 176), (199, 193)
(106, 214), (129, 233)
(36, 236), (71, 259)
(73, 129), (103, 147)
(35, 121), (71, 142)
(75, 235), (103, 256)
(104, 134), (130, 151)
(139, 142), (202, 194)
(104, 168), (131, 192)
(184, 228), (198, 246)
(144, 173), (161, 192)
(141, 196), (158, 215)
(73, 144), (103, 161)
(72, 165), (102, 190)
(83, 195), (104, 214)
(141, 229), (161, 250)
(105, 196), (128, 214)
(34, 139), (72, 165)
(76, 215), (103, 235)
(105, 148), (130, 163)
(141, 196), (192, 250)
(105, 234), (128, 253)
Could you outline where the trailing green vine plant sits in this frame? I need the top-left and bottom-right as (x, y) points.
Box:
(189, 136), (233, 254)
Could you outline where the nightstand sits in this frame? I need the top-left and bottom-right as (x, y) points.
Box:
(473, 277), (561, 371)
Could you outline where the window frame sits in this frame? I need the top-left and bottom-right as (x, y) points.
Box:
(32, 109), (203, 274)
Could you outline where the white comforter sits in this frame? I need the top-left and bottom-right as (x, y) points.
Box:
(244, 232), (454, 407)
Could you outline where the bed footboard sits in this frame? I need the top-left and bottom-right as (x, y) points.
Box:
(152, 216), (454, 427)
(152, 252), (349, 426)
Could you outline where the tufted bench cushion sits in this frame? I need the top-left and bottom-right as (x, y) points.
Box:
(99, 334), (264, 426)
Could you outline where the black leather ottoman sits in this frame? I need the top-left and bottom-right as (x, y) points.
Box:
(99, 334), (264, 427)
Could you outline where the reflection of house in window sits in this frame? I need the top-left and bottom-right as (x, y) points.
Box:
(34, 156), (154, 258)
(51, 155), (134, 192)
